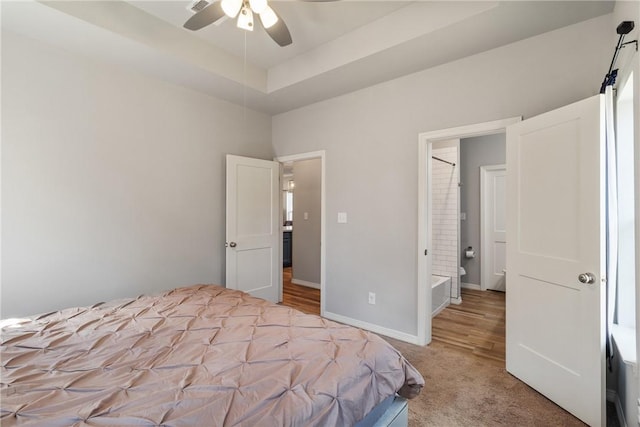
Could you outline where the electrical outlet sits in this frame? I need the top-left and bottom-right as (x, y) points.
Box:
(368, 292), (376, 305)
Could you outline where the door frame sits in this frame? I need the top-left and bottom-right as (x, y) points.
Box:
(275, 151), (326, 316)
(417, 117), (520, 345)
(480, 164), (506, 291)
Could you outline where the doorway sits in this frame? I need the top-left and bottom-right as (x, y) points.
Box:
(480, 164), (506, 291)
(428, 134), (508, 302)
(417, 117), (520, 346)
(429, 133), (508, 366)
(275, 151), (325, 316)
(459, 134), (507, 292)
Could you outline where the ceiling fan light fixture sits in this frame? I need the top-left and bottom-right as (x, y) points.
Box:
(221, 0), (242, 18)
(249, 0), (268, 14)
(236, 5), (254, 31)
(183, 0), (291, 46)
(259, 6), (278, 29)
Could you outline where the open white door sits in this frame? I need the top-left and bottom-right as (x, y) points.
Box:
(506, 95), (605, 426)
(226, 155), (280, 302)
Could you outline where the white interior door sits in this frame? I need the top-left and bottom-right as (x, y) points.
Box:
(226, 155), (280, 302)
(506, 95), (605, 426)
(481, 165), (506, 291)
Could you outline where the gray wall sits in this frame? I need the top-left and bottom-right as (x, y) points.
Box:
(1, 31), (273, 318)
(460, 133), (506, 287)
(292, 159), (322, 285)
(272, 15), (613, 336)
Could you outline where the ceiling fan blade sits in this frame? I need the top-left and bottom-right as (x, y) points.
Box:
(261, 9), (292, 47)
(184, 1), (225, 31)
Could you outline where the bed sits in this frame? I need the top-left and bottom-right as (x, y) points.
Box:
(1, 285), (424, 426)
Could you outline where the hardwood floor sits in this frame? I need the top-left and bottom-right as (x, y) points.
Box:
(432, 288), (506, 366)
(281, 267), (321, 316)
(281, 276), (505, 366)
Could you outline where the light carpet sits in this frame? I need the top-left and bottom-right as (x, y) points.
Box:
(383, 337), (588, 427)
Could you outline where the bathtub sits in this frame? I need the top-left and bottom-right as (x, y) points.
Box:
(432, 275), (451, 317)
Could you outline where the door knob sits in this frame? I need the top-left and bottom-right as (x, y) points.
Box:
(578, 272), (596, 284)
(229, 242), (237, 248)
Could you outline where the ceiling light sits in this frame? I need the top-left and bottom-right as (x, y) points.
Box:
(236, 5), (254, 31)
(221, 0), (242, 18)
(184, 0), (292, 46)
(259, 6), (278, 29)
(249, 0), (268, 14)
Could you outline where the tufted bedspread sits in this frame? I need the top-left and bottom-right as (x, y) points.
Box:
(1, 285), (424, 426)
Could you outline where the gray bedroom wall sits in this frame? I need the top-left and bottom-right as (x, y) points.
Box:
(292, 159), (322, 286)
(1, 31), (273, 318)
(272, 14), (613, 337)
(460, 134), (506, 287)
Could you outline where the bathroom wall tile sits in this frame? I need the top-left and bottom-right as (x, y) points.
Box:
(432, 146), (459, 298)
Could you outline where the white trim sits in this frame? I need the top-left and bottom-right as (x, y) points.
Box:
(323, 311), (421, 345)
(450, 296), (463, 305)
(291, 278), (320, 290)
(432, 304), (448, 318)
(421, 117), (522, 142)
(632, 50), (640, 421)
(417, 117), (520, 346)
(416, 139), (432, 345)
(612, 324), (638, 369)
(480, 164), (506, 291)
(277, 151), (326, 163)
(275, 151), (326, 317)
(461, 282), (481, 290)
(457, 141), (462, 302)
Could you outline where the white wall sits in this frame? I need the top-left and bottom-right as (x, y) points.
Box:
(292, 158), (322, 286)
(272, 14), (613, 337)
(1, 31), (273, 318)
(460, 134), (506, 287)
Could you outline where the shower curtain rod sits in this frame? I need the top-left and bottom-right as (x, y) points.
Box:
(432, 156), (456, 167)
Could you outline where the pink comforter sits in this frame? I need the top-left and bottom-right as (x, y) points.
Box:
(1, 285), (423, 426)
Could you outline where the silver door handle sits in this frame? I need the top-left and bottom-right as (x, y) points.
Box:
(229, 242), (237, 248)
(578, 272), (596, 284)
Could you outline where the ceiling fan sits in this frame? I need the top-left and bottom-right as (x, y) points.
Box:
(184, 0), (330, 47)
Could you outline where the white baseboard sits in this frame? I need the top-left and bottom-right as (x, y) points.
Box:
(432, 303), (449, 318)
(461, 282), (481, 290)
(323, 311), (420, 345)
(607, 389), (628, 427)
(450, 296), (462, 305)
(291, 278), (320, 290)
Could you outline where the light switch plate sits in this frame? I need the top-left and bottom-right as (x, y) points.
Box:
(304, 212), (309, 220)
(337, 212), (347, 223)
(368, 292), (376, 305)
